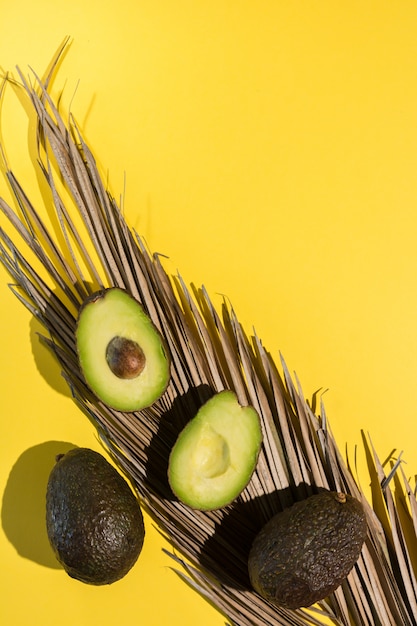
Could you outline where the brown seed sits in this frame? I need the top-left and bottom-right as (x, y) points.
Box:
(106, 336), (146, 379)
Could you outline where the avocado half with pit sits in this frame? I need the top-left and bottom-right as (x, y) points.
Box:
(168, 390), (263, 511)
(75, 288), (170, 412)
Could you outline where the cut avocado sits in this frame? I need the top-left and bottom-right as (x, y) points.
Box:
(248, 490), (367, 609)
(46, 447), (145, 585)
(168, 390), (263, 511)
(76, 287), (170, 412)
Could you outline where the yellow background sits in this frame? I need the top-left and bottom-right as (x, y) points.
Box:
(2, 2), (417, 624)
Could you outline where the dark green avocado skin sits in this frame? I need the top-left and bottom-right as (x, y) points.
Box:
(248, 490), (367, 609)
(46, 448), (145, 585)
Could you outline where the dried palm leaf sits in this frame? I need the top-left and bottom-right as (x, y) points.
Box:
(1, 49), (417, 626)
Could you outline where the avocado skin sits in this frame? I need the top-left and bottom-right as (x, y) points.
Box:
(248, 490), (367, 609)
(46, 448), (145, 585)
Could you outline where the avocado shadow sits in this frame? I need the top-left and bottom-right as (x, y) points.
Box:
(28, 279), (102, 399)
(144, 384), (215, 500)
(198, 483), (329, 591)
(2, 440), (77, 568)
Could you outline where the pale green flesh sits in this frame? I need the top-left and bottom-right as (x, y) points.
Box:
(168, 390), (262, 510)
(76, 288), (170, 412)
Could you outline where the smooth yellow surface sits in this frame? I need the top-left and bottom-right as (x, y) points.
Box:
(2, 2), (417, 624)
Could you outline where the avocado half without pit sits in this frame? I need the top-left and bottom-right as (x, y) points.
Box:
(46, 448), (145, 585)
(75, 287), (170, 412)
(168, 390), (263, 511)
(248, 490), (367, 609)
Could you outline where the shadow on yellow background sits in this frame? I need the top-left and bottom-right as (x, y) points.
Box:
(2, 441), (77, 568)
(29, 318), (73, 397)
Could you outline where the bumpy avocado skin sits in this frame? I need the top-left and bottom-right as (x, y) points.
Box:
(248, 490), (367, 609)
(46, 448), (145, 585)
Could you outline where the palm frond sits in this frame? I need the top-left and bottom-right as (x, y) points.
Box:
(1, 56), (417, 626)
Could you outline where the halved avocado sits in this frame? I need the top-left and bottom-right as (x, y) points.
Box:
(168, 390), (263, 511)
(76, 288), (170, 412)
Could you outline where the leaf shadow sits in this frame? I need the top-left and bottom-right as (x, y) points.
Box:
(29, 316), (73, 398)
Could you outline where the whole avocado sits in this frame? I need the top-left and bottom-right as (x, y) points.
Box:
(248, 490), (367, 609)
(46, 447), (145, 585)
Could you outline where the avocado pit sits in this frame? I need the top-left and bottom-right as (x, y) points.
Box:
(106, 336), (146, 379)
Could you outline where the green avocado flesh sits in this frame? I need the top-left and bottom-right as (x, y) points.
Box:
(168, 390), (263, 511)
(76, 288), (170, 412)
(46, 448), (145, 585)
(248, 490), (367, 609)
